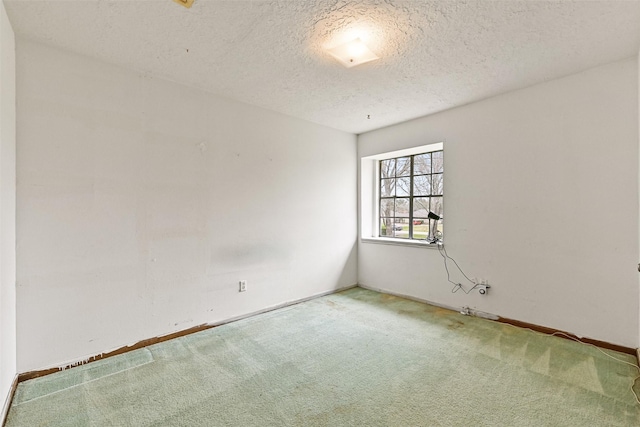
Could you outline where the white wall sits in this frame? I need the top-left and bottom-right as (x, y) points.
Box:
(16, 40), (358, 372)
(358, 58), (639, 348)
(0, 0), (16, 417)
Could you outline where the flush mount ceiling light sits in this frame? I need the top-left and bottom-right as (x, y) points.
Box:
(326, 38), (379, 68)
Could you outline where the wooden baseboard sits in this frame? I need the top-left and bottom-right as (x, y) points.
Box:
(18, 285), (358, 383)
(15, 284), (638, 386)
(358, 285), (637, 357)
(1, 374), (19, 427)
(497, 316), (636, 356)
(18, 323), (217, 382)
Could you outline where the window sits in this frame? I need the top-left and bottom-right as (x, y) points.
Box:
(360, 141), (443, 246)
(379, 150), (443, 241)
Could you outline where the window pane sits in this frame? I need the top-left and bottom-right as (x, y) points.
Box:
(414, 153), (431, 175)
(395, 198), (410, 216)
(396, 177), (411, 196)
(431, 174), (443, 195)
(431, 196), (443, 217)
(396, 157), (411, 177)
(412, 219), (429, 240)
(380, 159), (396, 178)
(413, 197), (430, 218)
(413, 175), (430, 196)
(432, 151), (443, 173)
(380, 198), (394, 218)
(380, 217), (394, 237)
(393, 220), (408, 239)
(380, 178), (395, 197)
(427, 219), (443, 241)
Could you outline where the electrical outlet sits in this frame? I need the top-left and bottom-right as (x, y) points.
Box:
(239, 280), (247, 292)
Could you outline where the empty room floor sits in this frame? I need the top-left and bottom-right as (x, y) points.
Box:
(5, 288), (640, 426)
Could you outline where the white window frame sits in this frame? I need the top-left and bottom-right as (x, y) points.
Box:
(360, 142), (443, 248)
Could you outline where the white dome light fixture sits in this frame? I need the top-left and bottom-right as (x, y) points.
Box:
(326, 38), (379, 68)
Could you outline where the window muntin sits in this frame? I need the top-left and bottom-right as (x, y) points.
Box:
(379, 150), (443, 241)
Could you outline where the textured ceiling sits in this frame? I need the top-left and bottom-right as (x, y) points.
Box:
(5, 0), (640, 134)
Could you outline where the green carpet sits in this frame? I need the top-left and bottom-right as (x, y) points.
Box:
(6, 288), (640, 426)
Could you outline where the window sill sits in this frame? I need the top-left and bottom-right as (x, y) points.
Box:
(360, 237), (442, 249)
